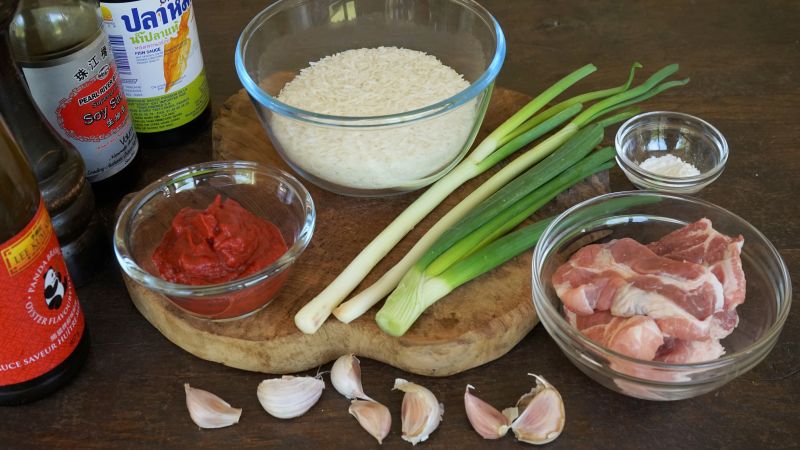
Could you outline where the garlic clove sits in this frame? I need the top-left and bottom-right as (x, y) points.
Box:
(331, 354), (372, 401)
(184, 383), (242, 429)
(510, 374), (565, 445)
(257, 375), (325, 419)
(349, 399), (392, 444)
(464, 385), (510, 439)
(393, 378), (444, 445)
(501, 406), (519, 424)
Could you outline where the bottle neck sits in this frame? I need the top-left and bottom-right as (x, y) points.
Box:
(0, 3), (69, 181)
(10, 0), (102, 64)
(0, 117), (41, 243)
(0, 1), (40, 240)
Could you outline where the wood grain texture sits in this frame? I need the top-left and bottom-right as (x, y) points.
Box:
(1, 1), (798, 449)
(127, 86), (608, 377)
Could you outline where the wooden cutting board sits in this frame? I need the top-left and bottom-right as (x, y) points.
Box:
(124, 86), (609, 376)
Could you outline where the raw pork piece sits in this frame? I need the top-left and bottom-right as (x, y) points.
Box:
(554, 219), (746, 365)
(566, 310), (664, 360)
(552, 238), (725, 340)
(647, 218), (746, 310)
(655, 337), (725, 364)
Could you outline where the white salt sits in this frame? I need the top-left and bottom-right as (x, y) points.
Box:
(638, 154), (701, 177)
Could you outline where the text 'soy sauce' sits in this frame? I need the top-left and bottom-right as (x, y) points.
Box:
(153, 195), (288, 319)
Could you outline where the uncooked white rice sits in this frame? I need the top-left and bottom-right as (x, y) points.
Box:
(269, 47), (478, 190)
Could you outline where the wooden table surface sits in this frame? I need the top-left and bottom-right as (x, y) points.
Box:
(3, 0), (798, 448)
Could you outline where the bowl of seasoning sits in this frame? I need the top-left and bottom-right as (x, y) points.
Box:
(114, 161), (315, 321)
(531, 191), (791, 400)
(235, 0), (505, 197)
(614, 112), (729, 194)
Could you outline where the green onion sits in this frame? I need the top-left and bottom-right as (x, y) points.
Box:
(333, 65), (688, 325)
(427, 146), (618, 276)
(423, 128), (607, 276)
(294, 64), (598, 333)
(498, 62), (642, 146)
(372, 191), (666, 335)
(298, 64), (688, 333)
(376, 149), (618, 336)
(397, 218), (554, 318)
(466, 64), (598, 162)
(436, 218), (553, 289)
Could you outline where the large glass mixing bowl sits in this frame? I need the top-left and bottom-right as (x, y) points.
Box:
(236, 0), (505, 196)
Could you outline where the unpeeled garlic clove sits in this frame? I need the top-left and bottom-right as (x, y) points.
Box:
(510, 374), (565, 445)
(257, 375), (325, 419)
(184, 383), (242, 429)
(394, 378), (443, 445)
(331, 354), (372, 400)
(349, 399), (392, 444)
(464, 385), (510, 439)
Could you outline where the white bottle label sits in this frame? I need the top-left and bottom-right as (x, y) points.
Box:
(22, 32), (139, 183)
(100, 0), (210, 133)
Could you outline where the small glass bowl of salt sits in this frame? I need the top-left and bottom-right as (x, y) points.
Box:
(614, 111), (728, 194)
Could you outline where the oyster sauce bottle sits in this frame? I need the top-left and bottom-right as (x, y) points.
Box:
(0, 113), (90, 406)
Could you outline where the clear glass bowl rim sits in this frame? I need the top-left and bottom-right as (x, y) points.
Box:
(614, 111), (730, 184)
(234, 0), (506, 127)
(113, 160), (316, 298)
(532, 190), (791, 373)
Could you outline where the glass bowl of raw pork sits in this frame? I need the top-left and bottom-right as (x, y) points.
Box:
(235, 0), (505, 196)
(531, 191), (791, 400)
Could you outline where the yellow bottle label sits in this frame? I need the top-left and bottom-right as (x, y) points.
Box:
(100, 0), (209, 132)
(2, 203), (53, 276)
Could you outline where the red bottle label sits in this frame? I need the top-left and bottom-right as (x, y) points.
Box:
(57, 63), (130, 142)
(0, 200), (85, 386)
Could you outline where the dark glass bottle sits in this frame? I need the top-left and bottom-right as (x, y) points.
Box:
(0, 0), (105, 285)
(99, 0), (211, 147)
(0, 112), (90, 406)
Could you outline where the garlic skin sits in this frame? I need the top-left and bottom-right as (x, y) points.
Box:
(394, 378), (444, 445)
(331, 354), (372, 400)
(349, 399), (392, 444)
(501, 406), (519, 424)
(257, 375), (325, 419)
(464, 385), (510, 439)
(509, 374), (565, 445)
(184, 384), (242, 429)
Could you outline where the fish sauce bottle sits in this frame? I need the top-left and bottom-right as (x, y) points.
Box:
(98, 0), (211, 147)
(0, 1), (105, 285)
(9, 0), (140, 187)
(0, 114), (90, 406)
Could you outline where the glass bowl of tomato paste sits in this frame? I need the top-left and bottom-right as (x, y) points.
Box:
(114, 161), (315, 321)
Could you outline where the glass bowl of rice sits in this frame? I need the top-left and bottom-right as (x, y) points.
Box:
(235, 0), (506, 197)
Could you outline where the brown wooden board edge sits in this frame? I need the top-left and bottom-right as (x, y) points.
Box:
(124, 273), (538, 377)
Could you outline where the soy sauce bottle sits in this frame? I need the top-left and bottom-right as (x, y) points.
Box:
(9, 0), (140, 184)
(99, 0), (211, 147)
(0, 115), (89, 406)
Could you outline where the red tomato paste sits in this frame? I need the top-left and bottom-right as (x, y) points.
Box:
(152, 195), (289, 319)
